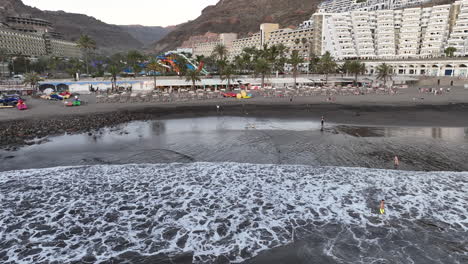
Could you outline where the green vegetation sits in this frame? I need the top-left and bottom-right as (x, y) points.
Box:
(146, 60), (165, 89)
(185, 69), (202, 90)
(344, 60), (366, 85)
(317, 51), (337, 84)
(77, 34), (96, 74)
(23, 72), (41, 90)
(444, 47), (456, 57)
(288, 50), (305, 89)
(376, 63), (393, 87)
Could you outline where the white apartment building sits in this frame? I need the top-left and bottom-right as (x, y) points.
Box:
(398, 7), (422, 57)
(313, 0), (468, 60)
(319, 0), (431, 13)
(375, 9), (398, 58)
(447, 1), (468, 56)
(420, 4), (452, 57)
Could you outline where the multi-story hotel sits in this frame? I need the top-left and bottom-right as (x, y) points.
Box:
(312, 0), (468, 60)
(229, 23), (314, 60)
(319, 0), (431, 13)
(0, 16), (81, 58)
(192, 33), (238, 58)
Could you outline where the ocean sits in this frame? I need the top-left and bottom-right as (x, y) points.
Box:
(0, 163), (466, 263)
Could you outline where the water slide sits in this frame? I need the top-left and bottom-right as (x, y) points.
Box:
(173, 53), (210, 75)
(161, 59), (180, 74)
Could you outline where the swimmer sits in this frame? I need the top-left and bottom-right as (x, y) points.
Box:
(380, 199), (385, 214)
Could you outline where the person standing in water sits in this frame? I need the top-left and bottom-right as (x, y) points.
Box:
(321, 116), (325, 127)
(380, 199), (385, 214)
(394, 155), (399, 169)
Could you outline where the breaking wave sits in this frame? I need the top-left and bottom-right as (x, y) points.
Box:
(0, 163), (467, 263)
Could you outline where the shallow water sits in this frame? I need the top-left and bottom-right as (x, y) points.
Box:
(0, 116), (467, 172)
(0, 163), (466, 264)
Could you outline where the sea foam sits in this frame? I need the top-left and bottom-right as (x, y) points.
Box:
(0, 163), (466, 263)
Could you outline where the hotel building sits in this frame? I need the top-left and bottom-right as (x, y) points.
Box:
(0, 16), (81, 58)
(192, 33), (238, 58)
(318, 0), (431, 13)
(311, 0), (468, 60)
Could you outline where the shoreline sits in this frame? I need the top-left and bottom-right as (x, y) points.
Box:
(1, 102), (468, 149)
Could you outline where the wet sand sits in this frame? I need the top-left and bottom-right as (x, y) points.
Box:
(1, 117), (467, 172)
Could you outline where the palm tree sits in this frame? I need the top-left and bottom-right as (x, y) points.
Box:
(185, 69), (201, 90)
(254, 58), (271, 88)
(212, 43), (229, 74)
(444, 47), (456, 57)
(346, 61), (366, 85)
(288, 50), (305, 89)
(318, 52), (337, 84)
(212, 43), (228, 61)
(376, 63), (393, 87)
(65, 58), (82, 81)
(220, 63), (236, 90)
(77, 35), (96, 75)
(146, 60), (165, 89)
(23, 72), (41, 91)
(126, 50), (144, 76)
(308, 52), (320, 74)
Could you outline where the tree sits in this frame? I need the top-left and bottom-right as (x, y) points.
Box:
(126, 50), (144, 76)
(77, 35), (96, 75)
(220, 63), (236, 90)
(185, 69), (201, 90)
(23, 72), (41, 91)
(65, 58), (83, 80)
(212, 43), (229, 74)
(254, 58), (271, 88)
(288, 50), (305, 89)
(308, 52), (320, 73)
(317, 52), (337, 84)
(376, 63), (393, 87)
(444, 47), (456, 57)
(346, 61), (366, 85)
(212, 43), (228, 61)
(146, 60), (165, 89)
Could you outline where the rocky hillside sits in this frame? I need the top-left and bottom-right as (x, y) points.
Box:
(150, 0), (320, 53)
(119, 25), (171, 47)
(0, 0), (170, 54)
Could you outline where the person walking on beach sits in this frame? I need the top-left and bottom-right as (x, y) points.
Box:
(380, 199), (385, 214)
(321, 116), (325, 127)
(394, 155), (399, 169)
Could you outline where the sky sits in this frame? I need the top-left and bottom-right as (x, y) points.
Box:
(22, 0), (219, 27)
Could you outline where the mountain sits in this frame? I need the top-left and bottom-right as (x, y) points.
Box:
(150, 0), (320, 53)
(119, 25), (171, 47)
(0, 0), (170, 54)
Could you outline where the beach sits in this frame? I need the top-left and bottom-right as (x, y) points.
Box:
(1, 84), (468, 148)
(1, 83), (468, 264)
